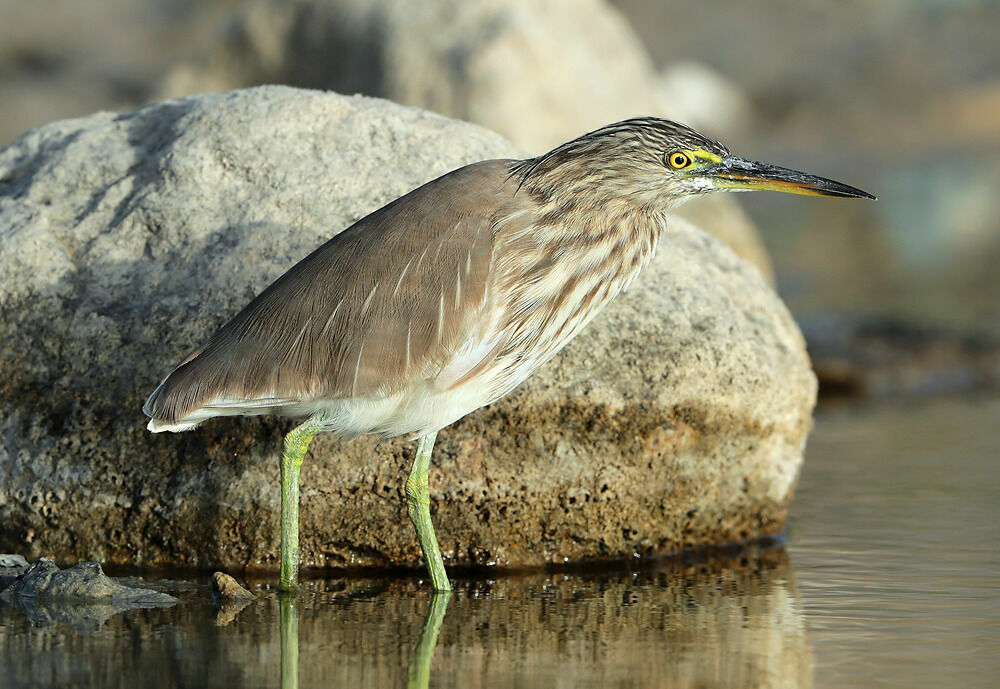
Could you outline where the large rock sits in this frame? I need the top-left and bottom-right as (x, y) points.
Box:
(0, 87), (815, 571)
(674, 194), (774, 283)
(158, 0), (771, 279)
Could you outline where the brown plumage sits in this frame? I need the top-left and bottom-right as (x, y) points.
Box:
(145, 161), (505, 433)
(145, 119), (725, 437)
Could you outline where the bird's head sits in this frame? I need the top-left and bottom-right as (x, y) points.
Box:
(511, 117), (875, 209)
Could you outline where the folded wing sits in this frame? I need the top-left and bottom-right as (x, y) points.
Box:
(144, 161), (512, 430)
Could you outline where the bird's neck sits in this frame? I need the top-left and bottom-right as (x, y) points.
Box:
(487, 197), (664, 391)
(494, 192), (665, 308)
(527, 189), (667, 249)
(499, 168), (669, 298)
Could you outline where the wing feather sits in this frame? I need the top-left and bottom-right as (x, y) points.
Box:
(144, 160), (519, 426)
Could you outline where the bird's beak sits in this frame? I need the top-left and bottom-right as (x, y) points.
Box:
(704, 155), (876, 199)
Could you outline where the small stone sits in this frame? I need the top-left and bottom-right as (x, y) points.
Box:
(0, 553), (30, 593)
(212, 572), (254, 602)
(0, 554), (29, 570)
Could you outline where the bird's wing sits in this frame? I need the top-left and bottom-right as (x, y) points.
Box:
(144, 160), (516, 425)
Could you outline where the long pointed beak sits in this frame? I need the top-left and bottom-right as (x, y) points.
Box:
(705, 155), (876, 199)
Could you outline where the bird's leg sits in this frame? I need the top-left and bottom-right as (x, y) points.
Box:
(405, 431), (452, 591)
(279, 416), (324, 592)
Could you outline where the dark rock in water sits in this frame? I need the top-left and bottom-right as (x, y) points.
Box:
(0, 558), (177, 630)
(805, 315), (1000, 398)
(1, 559), (176, 604)
(211, 572), (254, 602)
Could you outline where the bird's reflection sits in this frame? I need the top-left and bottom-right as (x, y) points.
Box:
(278, 587), (452, 689)
(0, 543), (812, 688)
(271, 546), (810, 688)
(407, 592), (452, 689)
(280, 594), (299, 689)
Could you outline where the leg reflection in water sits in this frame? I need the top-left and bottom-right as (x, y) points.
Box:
(277, 588), (451, 689)
(280, 594), (299, 689)
(407, 592), (452, 689)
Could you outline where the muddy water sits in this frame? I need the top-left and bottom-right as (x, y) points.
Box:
(2, 395), (997, 689)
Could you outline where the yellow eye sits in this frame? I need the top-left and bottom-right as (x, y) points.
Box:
(667, 151), (692, 169)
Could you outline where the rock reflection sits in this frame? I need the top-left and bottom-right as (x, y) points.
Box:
(0, 548), (812, 688)
(291, 548), (812, 689)
(215, 597), (253, 627)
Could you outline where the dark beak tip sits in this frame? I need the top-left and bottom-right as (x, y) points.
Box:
(829, 190), (876, 200)
(838, 186), (877, 200)
(799, 177), (876, 201)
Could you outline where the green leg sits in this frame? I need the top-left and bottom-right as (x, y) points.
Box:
(405, 431), (452, 591)
(406, 591), (452, 689)
(280, 416), (324, 592)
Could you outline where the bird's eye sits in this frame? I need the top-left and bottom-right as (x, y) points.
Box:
(667, 151), (692, 169)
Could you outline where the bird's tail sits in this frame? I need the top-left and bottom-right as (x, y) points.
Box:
(143, 346), (211, 433)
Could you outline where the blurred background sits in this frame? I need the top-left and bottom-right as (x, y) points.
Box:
(3, 0), (999, 398)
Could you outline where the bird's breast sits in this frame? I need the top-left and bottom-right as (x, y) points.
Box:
(480, 209), (664, 398)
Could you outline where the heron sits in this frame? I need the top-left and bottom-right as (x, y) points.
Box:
(143, 117), (874, 591)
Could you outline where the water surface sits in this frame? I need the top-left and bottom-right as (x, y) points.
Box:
(2, 395), (997, 688)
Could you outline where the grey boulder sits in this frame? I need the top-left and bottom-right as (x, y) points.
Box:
(0, 86), (815, 571)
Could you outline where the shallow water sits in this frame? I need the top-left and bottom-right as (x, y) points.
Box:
(2, 395), (998, 689)
(786, 395), (1000, 689)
